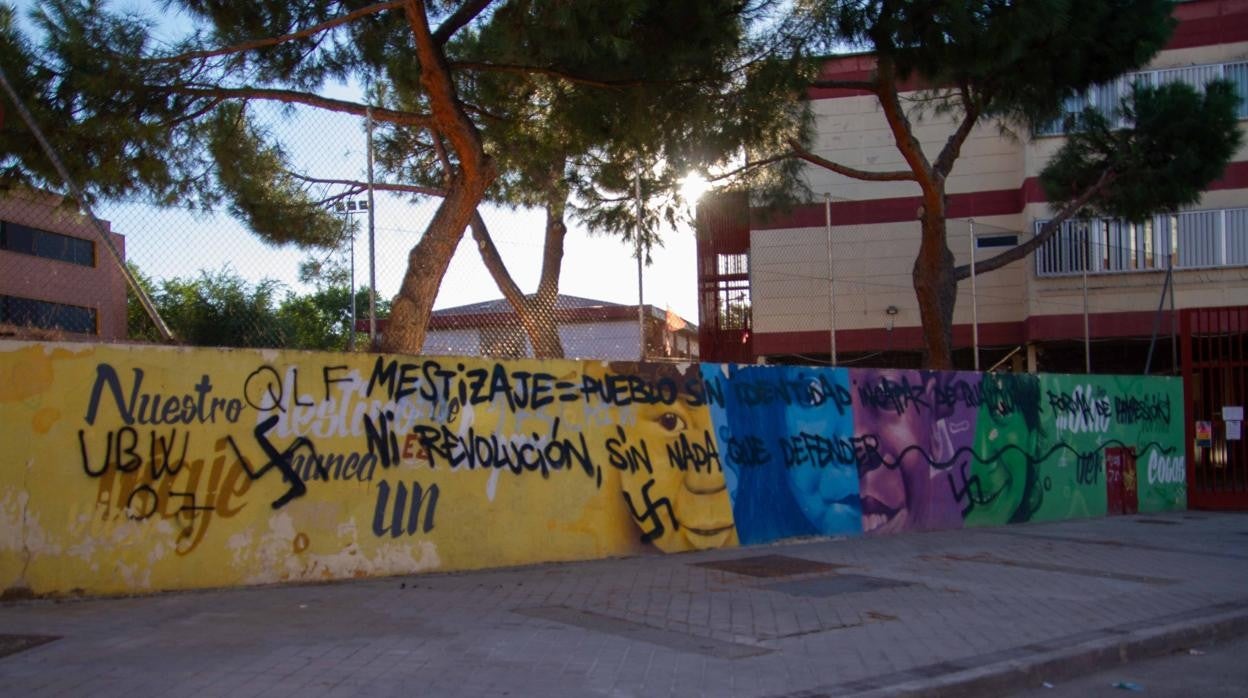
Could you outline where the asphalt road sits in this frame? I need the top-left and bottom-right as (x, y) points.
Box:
(1011, 632), (1248, 697)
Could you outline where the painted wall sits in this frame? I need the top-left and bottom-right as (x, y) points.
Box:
(0, 342), (1185, 597)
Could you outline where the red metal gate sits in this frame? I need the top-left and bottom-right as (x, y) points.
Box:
(1181, 306), (1248, 509)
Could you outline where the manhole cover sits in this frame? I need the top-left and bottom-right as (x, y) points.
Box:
(694, 554), (844, 578)
(1135, 518), (1181, 525)
(765, 574), (913, 597)
(0, 634), (58, 659)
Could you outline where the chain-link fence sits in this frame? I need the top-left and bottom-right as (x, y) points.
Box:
(0, 100), (701, 361)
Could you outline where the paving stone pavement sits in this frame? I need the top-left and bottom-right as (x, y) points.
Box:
(2, 511), (1247, 697)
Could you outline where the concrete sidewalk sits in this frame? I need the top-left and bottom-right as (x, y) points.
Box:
(2, 511), (1246, 697)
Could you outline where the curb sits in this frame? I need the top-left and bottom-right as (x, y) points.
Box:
(848, 602), (1248, 697)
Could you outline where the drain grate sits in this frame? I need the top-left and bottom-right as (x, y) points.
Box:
(1135, 518), (1181, 525)
(0, 634), (59, 659)
(765, 574), (913, 597)
(693, 554), (844, 578)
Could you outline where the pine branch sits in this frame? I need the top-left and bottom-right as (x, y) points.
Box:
(707, 152), (794, 182)
(954, 169), (1117, 279)
(169, 85), (433, 128)
(450, 61), (634, 89)
(154, 2), (405, 64)
(163, 96), (226, 128)
(289, 172), (446, 199)
(432, 0), (496, 46)
(789, 140), (916, 182)
(932, 84), (979, 179)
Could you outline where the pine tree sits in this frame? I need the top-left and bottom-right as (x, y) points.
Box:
(780, 0), (1241, 368)
(1, 0), (803, 356)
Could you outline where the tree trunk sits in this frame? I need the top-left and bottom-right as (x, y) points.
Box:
(381, 170), (491, 354)
(382, 0), (497, 355)
(913, 211), (957, 370)
(467, 178), (568, 359)
(523, 196), (567, 358)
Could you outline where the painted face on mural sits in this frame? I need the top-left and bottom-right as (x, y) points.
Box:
(853, 370), (975, 536)
(606, 362), (737, 552)
(854, 369), (932, 535)
(781, 369), (861, 534)
(964, 373), (1045, 526)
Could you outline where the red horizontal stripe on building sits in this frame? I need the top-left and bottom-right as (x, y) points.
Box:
(751, 311), (1177, 355)
(750, 161), (1248, 231)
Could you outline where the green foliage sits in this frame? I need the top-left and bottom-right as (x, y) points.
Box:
(778, 1), (1233, 368)
(801, 0), (1177, 126)
(4, 0), (804, 262)
(374, 0), (809, 255)
(125, 263), (386, 350)
(153, 267), (288, 347)
(1041, 80), (1244, 221)
(285, 252), (391, 350)
(206, 104), (345, 247)
(1, 0), (344, 244)
(125, 262), (163, 342)
(0, 1), (207, 204)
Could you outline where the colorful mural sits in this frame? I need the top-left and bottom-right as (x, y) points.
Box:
(0, 342), (1186, 597)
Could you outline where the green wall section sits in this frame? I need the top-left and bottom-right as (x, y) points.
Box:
(962, 373), (1183, 527)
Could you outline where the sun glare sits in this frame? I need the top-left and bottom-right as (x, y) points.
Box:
(679, 172), (711, 206)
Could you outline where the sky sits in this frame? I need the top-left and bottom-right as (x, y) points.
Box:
(11, 0), (706, 324)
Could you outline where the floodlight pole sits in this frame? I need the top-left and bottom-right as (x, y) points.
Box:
(367, 107), (378, 346)
(350, 225), (357, 351)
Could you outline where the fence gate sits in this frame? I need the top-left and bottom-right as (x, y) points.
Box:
(1181, 306), (1248, 509)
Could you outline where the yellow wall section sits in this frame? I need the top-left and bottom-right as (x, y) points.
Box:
(0, 343), (731, 596)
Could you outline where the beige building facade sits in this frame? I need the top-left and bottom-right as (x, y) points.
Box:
(697, 0), (1248, 372)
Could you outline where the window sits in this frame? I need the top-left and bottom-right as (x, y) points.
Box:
(1035, 207), (1248, 276)
(716, 252), (748, 276)
(706, 252), (750, 330)
(1227, 209), (1248, 265)
(1037, 61), (1247, 136)
(1035, 219), (1093, 275)
(0, 295), (98, 334)
(0, 220), (95, 266)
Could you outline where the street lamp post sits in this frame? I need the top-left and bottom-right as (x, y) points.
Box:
(1082, 223), (1091, 373)
(825, 193), (837, 366)
(635, 158), (646, 362)
(969, 219), (979, 371)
